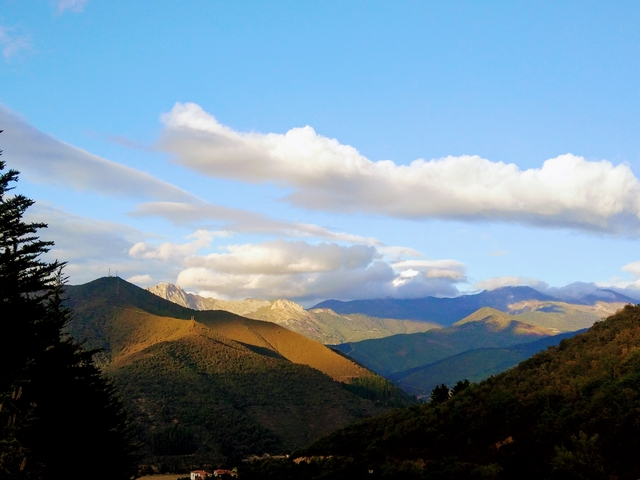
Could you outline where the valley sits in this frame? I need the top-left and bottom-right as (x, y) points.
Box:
(147, 282), (628, 401)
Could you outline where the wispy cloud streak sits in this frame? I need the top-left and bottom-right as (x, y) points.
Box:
(0, 26), (30, 59)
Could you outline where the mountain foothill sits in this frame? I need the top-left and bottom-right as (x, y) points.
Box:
(149, 282), (628, 398)
(63, 277), (412, 470)
(26, 275), (638, 475)
(243, 303), (640, 479)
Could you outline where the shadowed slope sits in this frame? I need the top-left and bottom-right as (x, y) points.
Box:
(334, 316), (557, 376)
(390, 329), (586, 396)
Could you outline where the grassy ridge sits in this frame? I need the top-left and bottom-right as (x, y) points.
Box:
(455, 303), (623, 333)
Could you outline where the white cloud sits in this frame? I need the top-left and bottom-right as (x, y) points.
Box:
(129, 229), (227, 262)
(23, 203), (175, 285)
(391, 259), (467, 280)
(377, 245), (426, 261)
(160, 102), (640, 234)
(473, 276), (546, 292)
(185, 240), (378, 275)
(0, 105), (195, 202)
(27, 203), (140, 263)
(392, 269), (420, 287)
(0, 26), (30, 59)
(598, 263), (640, 300)
(126, 274), (154, 286)
(130, 234), (464, 303)
(57, 0), (87, 13)
(622, 261), (640, 277)
(176, 259), (459, 306)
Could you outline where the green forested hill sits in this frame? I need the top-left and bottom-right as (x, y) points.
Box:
(63, 277), (412, 470)
(333, 316), (556, 376)
(244, 304), (640, 479)
(390, 330), (585, 396)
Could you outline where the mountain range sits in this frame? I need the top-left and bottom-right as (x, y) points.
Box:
(331, 301), (626, 394)
(242, 304), (640, 479)
(63, 277), (412, 470)
(148, 283), (630, 398)
(147, 283), (440, 344)
(312, 285), (634, 324)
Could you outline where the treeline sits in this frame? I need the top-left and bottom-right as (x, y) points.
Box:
(343, 375), (415, 407)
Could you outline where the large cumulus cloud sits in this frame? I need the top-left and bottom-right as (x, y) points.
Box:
(131, 236), (465, 304)
(160, 102), (640, 234)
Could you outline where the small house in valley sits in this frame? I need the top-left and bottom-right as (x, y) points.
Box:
(214, 469), (238, 478)
(191, 470), (210, 480)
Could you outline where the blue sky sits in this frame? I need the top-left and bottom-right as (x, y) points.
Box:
(2, 0), (640, 305)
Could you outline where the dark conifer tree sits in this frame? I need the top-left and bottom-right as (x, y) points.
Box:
(429, 383), (450, 404)
(0, 137), (138, 479)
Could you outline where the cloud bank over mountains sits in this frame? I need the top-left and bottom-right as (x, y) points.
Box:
(131, 237), (464, 304)
(2, 104), (462, 301)
(161, 102), (640, 235)
(5, 101), (640, 303)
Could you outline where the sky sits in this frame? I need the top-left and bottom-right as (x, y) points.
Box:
(2, 0), (640, 306)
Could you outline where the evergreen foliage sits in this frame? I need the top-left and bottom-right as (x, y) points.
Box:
(429, 384), (450, 404)
(343, 375), (414, 407)
(150, 426), (198, 456)
(0, 149), (138, 480)
(450, 379), (470, 396)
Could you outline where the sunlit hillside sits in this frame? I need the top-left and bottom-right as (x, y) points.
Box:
(147, 283), (440, 344)
(63, 277), (412, 469)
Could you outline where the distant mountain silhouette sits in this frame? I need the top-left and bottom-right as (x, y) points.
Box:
(313, 285), (634, 325)
(313, 286), (558, 324)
